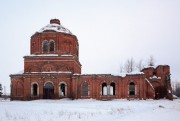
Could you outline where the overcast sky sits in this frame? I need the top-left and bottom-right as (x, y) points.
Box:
(0, 0), (180, 93)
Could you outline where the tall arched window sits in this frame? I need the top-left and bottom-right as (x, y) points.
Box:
(31, 83), (38, 96)
(110, 82), (115, 96)
(82, 82), (88, 96)
(59, 82), (67, 97)
(102, 83), (107, 96)
(60, 84), (66, 96)
(43, 41), (48, 52)
(50, 40), (55, 52)
(129, 82), (135, 96)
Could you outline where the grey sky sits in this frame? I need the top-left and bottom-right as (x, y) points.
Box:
(0, 0), (180, 93)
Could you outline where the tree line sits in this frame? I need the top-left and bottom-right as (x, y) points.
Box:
(119, 56), (155, 73)
(172, 81), (180, 97)
(0, 83), (2, 97)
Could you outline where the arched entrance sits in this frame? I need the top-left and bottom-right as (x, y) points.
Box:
(59, 82), (67, 97)
(43, 82), (54, 99)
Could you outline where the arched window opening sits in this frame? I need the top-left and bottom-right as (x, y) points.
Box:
(129, 82), (135, 96)
(82, 82), (88, 96)
(32, 84), (38, 96)
(43, 41), (48, 52)
(50, 41), (55, 52)
(102, 83), (107, 96)
(110, 82), (115, 96)
(60, 84), (66, 96)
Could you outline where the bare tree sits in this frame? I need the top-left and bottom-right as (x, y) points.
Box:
(171, 81), (176, 94)
(176, 83), (180, 97)
(120, 64), (124, 73)
(171, 80), (180, 97)
(136, 59), (144, 71)
(124, 57), (135, 73)
(0, 83), (2, 97)
(171, 80), (177, 94)
(147, 56), (155, 66)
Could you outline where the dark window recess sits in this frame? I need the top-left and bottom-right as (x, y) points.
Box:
(82, 82), (88, 96)
(33, 84), (38, 96)
(60, 84), (66, 96)
(43, 41), (48, 52)
(50, 41), (55, 51)
(43, 82), (54, 99)
(129, 82), (135, 96)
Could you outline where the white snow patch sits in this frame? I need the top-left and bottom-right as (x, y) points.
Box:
(143, 65), (169, 70)
(112, 73), (126, 77)
(145, 78), (155, 92)
(173, 95), (178, 99)
(144, 65), (156, 68)
(29, 71), (72, 74)
(73, 73), (81, 76)
(61, 54), (73, 57)
(168, 90), (171, 93)
(111, 71), (144, 77)
(158, 77), (161, 79)
(0, 99), (180, 121)
(150, 76), (161, 79)
(126, 71), (144, 75)
(153, 75), (157, 78)
(25, 54), (58, 57)
(38, 23), (72, 35)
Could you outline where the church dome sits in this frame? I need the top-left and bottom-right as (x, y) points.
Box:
(37, 19), (72, 35)
(30, 19), (79, 57)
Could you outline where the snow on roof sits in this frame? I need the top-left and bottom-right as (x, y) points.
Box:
(25, 54), (58, 57)
(143, 65), (169, 70)
(111, 73), (126, 77)
(61, 54), (73, 57)
(84, 71), (144, 77)
(112, 71), (144, 77)
(126, 71), (144, 75)
(144, 65), (156, 69)
(37, 23), (72, 35)
(28, 71), (72, 74)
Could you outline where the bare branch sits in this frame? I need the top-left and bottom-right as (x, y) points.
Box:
(124, 57), (135, 73)
(136, 59), (144, 71)
(147, 56), (155, 66)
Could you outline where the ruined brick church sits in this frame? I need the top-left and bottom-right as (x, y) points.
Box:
(10, 19), (173, 100)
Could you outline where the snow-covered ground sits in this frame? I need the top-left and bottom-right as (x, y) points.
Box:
(0, 98), (180, 121)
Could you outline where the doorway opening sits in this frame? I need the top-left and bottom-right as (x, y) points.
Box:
(43, 82), (54, 99)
